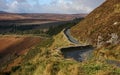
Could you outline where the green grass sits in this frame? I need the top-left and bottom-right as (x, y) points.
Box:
(23, 38), (54, 62)
(9, 30), (120, 75)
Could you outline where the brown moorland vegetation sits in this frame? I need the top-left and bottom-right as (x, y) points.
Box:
(71, 0), (120, 60)
(0, 35), (42, 71)
(0, 36), (41, 57)
(1, 0), (120, 75)
(71, 0), (120, 45)
(0, 13), (87, 21)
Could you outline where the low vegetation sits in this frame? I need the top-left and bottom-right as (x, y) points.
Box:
(71, 0), (120, 60)
(47, 18), (83, 36)
(0, 27), (119, 75)
(0, 0), (120, 74)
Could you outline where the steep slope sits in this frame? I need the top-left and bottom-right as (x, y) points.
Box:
(0, 36), (42, 72)
(71, 0), (120, 46)
(0, 36), (41, 57)
(71, 0), (120, 61)
(1, 1), (120, 75)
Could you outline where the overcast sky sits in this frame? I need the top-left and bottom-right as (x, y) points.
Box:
(0, 0), (105, 14)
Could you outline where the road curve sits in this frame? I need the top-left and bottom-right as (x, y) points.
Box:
(64, 28), (80, 45)
(62, 28), (94, 62)
(63, 28), (120, 66)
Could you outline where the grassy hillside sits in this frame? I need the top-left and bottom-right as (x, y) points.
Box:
(0, 36), (41, 56)
(1, 30), (120, 75)
(1, 0), (120, 74)
(71, 0), (120, 61)
(71, 0), (120, 46)
(0, 36), (42, 73)
(8, 31), (120, 75)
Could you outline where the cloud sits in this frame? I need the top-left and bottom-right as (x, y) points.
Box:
(32, 0), (92, 14)
(37, 0), (104, 14)
(7, 0), (32, 13)
(0, 0), (105, 14)
(0, 0), (8, 11)
(16, 0), (27, 3)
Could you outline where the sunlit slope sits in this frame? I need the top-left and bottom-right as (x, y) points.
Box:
(0, 36), (41, 57)
(71, 0), (120, 46)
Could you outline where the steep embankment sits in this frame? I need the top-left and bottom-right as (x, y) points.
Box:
(71, 0), (120, 45)
(71, 0), (120, 60)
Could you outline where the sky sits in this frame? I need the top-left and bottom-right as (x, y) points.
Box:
(0, 0), (105, 14)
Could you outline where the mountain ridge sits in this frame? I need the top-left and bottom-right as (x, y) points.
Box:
(0, 11), (87, 21)
(0, 11), (8, 13)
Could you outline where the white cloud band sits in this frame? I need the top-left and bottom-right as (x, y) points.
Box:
(0, 0), (105, 14)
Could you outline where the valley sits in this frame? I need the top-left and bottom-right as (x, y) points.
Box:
(0, 13), (84, 34)
(0, 13), (85, 74)
(0, 0), (120, 75)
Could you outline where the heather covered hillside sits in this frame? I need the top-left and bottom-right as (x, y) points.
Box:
(71, 0), (120, 46)
(71, 0), (120, 60)
(1, 0), (120, 75)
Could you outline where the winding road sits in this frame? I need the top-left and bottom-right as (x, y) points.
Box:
(64, 28), (80, 44)
(62, 28), (120, 67)
(61, 28), (94, 62)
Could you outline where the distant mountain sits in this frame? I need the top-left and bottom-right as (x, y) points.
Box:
(0, 11), (8, 14)
(0, 12), (87, 21)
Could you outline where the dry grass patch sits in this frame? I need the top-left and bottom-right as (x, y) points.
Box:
(50, 30), (72, 50)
